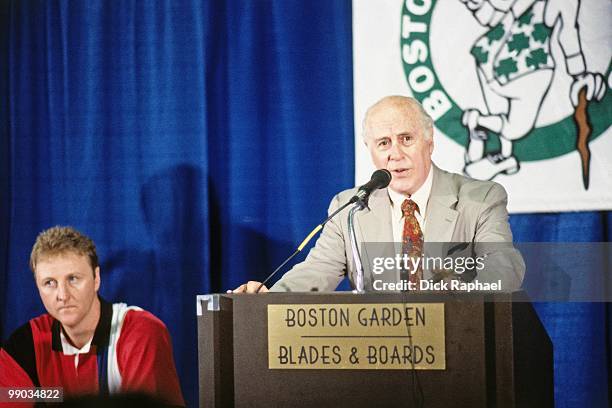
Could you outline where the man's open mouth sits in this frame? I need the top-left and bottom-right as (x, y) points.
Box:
(391, 168), (409, 175)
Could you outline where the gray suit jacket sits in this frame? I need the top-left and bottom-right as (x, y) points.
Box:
(271, 164), (525, 292)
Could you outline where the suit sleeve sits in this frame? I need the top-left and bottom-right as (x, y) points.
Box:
(271, 193), (348, 292)
(116, 311), (185, 407)
(473, 182), (525, 290)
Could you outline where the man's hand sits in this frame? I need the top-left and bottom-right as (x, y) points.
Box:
(228, 281), (269, 293)
(570, 72), (606, 106)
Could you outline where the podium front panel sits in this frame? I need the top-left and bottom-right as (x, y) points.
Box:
(197, 292), (552, 408)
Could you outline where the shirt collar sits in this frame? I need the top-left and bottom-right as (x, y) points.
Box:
(51, 296), (112, 353)
(59, 331), (92, 355)
(387, 165), (433, 216)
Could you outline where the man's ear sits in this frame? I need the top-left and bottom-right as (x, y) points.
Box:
(94, 266), (101, 291)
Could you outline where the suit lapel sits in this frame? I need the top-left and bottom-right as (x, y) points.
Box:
(356, 188), (393, 243)
(425, 165), (459, 243)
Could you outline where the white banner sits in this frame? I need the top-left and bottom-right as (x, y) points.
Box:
(353, 0), (612, 213)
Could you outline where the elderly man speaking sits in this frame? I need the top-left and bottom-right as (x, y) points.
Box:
(233, 96), (525, 293)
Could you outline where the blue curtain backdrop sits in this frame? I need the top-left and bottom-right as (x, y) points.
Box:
(0, 1), (609, 407)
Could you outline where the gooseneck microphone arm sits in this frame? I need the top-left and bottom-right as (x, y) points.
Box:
(256, 169), (392, 293)
(256, 199), (354, 293)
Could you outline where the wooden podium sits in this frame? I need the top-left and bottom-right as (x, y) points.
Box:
(196, 292), (552, 407)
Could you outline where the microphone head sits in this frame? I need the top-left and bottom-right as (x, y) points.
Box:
(353, 169), (393, 203)
(371, 169), (392, 189)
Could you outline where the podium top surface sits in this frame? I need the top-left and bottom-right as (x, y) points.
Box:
(196, 290), (527, 314)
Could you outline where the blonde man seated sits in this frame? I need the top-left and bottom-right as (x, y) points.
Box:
(0, 226), (184, 406)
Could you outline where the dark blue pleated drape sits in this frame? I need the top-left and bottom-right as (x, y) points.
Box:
(0, 1), (608, 407)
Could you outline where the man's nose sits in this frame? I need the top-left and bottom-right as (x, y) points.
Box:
(388, 142), (403, 161)
(56, 281), (70, 301)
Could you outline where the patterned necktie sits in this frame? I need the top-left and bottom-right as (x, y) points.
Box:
(401, 199), (423, 287)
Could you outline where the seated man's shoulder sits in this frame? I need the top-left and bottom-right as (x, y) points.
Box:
(4, 321), (33, 341)
(2, 321), (40, 388)
(3, 321), (35, 353)
(116, 308), (172, 355)
(28, 313), (55, 332)
(6, 314), (55, 341)
(122, 308), (168, 334)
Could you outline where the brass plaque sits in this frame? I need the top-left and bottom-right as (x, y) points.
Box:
(268, 303), (445, 369)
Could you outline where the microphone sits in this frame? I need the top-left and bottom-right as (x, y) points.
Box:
(350, 169), (392, 203)
(254, 169), (392, 292)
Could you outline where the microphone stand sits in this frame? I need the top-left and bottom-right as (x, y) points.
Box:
(256, 199), (355, 292)
(348, 199), (367, 293)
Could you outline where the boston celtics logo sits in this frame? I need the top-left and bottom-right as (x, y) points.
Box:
(400, 0), (610, 188)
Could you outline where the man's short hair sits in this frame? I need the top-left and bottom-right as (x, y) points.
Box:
(29, 226), (99, 275)
(362, 95), (434, 140)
